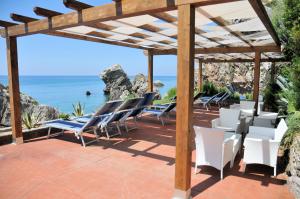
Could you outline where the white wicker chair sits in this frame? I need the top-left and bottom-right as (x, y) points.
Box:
(194, 126), (242, 179)
(211, 108), (244, 134)
(253, 111), (279, 128)
(230, 101), (256, 133)
(243, 119), (288, 176)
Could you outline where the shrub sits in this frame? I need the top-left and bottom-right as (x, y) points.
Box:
(202, 81), (218, 96)
(292, 57), (300, 110)
(72, 102), (85, 117)
(154, 87), (176, 105)
(166, 87), (176, 99)
(231, 92), (240, 101)
(244, 92), (253, 100)
(22, 112), (42, 129)
(263, 81), (281, 112)
(59, 113), (70, 120)
(121, 92), (137, 100)
(282, 111), (300, 150)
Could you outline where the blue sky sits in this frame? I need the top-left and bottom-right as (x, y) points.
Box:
(0, 0), (177, 76)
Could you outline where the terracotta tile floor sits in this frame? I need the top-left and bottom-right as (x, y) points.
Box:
(0, 107), (293, 199)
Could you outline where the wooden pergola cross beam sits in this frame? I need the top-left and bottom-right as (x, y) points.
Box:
(10, 13), (38, 23)
(63, 0), (92, 11)
(34, 7), (63, 18)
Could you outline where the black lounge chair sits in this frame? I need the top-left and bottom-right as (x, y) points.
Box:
(119, 92), (157, 131)
(195, 92), (223, 110)
(142, 102), (176, 126)
(44, 115), (103, 147)
(99, 97), (144, 138)
(75, 100), (123, 123)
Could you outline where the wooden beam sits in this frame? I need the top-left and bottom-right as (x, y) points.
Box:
(6, 37), (23, 144)
(5, 12), (150, 50)
(270, 62), (276, 82)
(10, 13), (37, 23)
(199, 57), (287, 63)
(152, 45), (281, 55)
(63, 0), (92, 11)
(34, 7), (63, 17)
(147, 50), (154, 92)
(49, 31), (149, 50)
(174, 3), (195, 199)
(151, 12), (228, 48)
(0, 20), (18, 28)
(198, 60), (203, 91)
(248, 0), (280, 46)
(1, 0), (237, 37)
(196, 8), (252, 46)
(87, 20), (177, 48)
(253, 51), (261, 115)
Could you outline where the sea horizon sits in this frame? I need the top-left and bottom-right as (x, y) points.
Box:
(0, 75), (177, 114)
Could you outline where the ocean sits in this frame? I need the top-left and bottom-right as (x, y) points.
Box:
(0, 76), (176, 114)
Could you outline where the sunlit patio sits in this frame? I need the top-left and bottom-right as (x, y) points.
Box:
(0, 107), (292, 199)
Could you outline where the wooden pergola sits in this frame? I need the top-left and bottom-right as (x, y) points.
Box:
(0, 0), (284, 198)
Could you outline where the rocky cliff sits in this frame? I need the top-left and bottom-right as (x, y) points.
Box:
(196, 62), (271, 94)
(0, 84), (59, 127)
(287, 135), (300, 199)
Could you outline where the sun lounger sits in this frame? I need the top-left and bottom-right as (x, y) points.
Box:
(195, 92), (221, 110)
(75, 100), (123, 123)
(193, 92), (204, 101)
(142, 102), (176, 126)
(44, 116), (102, 147)
(119, 92), (157, 131)
(99, 97), (143, 138)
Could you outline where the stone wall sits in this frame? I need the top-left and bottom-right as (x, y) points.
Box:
(287, 135), (300, 199)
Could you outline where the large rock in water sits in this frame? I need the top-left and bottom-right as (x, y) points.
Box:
(99, 64), (132, 100)
(0, 83), (59, 127)
(132, 73), (148, 96)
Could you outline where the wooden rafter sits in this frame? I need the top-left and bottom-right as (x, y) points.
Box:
(63, 0), (92, 11)
(197, 57), (287, 63)
(248, 0), (280, 46)
(87, 21), (174, 49)
(150, 12), (251, 60)
(10, 13), (37, 23)
(0, 20), (18, 28)
(151, 12), (225, 47)
(6, 11), (151, 50)
(49, 31), (149, 50)
(196, 8), (253, 48)
(0, 0), (237, 38)
(34, 7), (63, 17)
(151, 45), (281, 55)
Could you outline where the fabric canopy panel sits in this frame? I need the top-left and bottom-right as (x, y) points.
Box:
(53, 1), (282, 61)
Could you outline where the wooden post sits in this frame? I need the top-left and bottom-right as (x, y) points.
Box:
(198, 60), (203, 91)
(6, 37), (23, 144)
(253, 51), (261, 115)
(147, 50), (153, 92)
(270, 62), (276, 82)
(174, 3), (195, 199)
